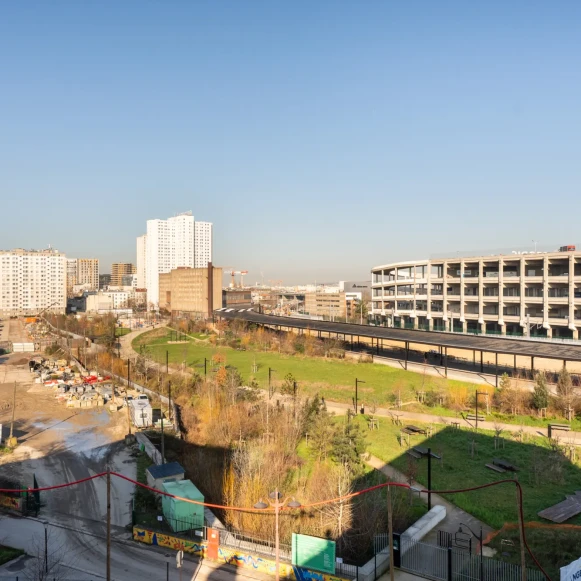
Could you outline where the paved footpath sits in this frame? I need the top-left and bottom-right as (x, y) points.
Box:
(325, 400), (581, 444)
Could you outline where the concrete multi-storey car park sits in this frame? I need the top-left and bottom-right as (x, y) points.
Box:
(371, 248), (581, 340)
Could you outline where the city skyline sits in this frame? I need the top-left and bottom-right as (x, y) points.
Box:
(1, 1), (580, 284)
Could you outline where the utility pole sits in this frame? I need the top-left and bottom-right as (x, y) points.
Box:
(8, 382), (17, 446)
(161, 415), (165, 464)
(168, 381), (172, 423)
(106, 469), (111, 581)
(166, 350), (169, 374)
(387, 485), (395, 581)
(126, 359), (132, 436)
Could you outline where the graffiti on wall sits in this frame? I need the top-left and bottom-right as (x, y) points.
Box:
(133, 527), (205, 556)
(133, 527), (351, 581)
(0, 493), (21, 511)
(292, 565), (347, 581)
(217, 547), (293, 577)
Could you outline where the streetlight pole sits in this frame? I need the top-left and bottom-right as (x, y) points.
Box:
(42, 520), (49, 573)
(254, 490), (301, 581)
(458, 523), (483, 581)
(268, 367), (276, 398)
(355, 378), (365, 413)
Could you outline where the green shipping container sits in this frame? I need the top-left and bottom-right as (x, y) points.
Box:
(161, 479), (205, 532)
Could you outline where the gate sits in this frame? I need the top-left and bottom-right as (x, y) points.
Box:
(398, 537), (546, 581)
(401, 537), (448, 581)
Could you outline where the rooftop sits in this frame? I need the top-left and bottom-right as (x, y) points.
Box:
(146, 462), (185, 480)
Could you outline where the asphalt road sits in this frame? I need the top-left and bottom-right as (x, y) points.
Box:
(216, 310), (581, 361)
(0, 515), (273, 581)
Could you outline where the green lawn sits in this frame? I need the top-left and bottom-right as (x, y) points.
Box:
(488, 526), (581, 580)
(0, 545), (24, 566)
(115, 327), (132, 337)
(360, 415), (581, 530)
(133, 329), (475, 407)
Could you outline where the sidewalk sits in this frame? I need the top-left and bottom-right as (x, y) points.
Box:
(366, 455), (494, 548)
(325, 400), (578, 443)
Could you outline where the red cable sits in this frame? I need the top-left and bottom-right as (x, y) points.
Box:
(420, 480), (552, 581)
(0, 472), (551, 579)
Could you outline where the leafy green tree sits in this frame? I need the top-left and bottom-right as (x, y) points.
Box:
(499, 373), (512, 391)
(532, 371), (549, 410)
(332, 422), (367, 473)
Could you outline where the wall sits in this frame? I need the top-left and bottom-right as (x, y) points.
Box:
(0, 493), (22, 511)
(133, 526), (352, 581)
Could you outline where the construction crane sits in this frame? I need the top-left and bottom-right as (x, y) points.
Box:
(224, 269), (249, 288)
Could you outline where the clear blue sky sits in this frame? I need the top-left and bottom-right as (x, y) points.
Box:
(1, 1), (580, 284)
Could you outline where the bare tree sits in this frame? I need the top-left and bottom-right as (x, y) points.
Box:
(23, 528), (75, 581)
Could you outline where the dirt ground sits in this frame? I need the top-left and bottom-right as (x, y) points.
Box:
(0, 351), (136, 541)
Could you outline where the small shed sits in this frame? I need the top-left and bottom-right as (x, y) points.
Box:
(146, 462), (185, 490)
(161, 479), (204, 532)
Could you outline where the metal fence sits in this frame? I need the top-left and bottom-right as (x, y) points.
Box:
(218, 528), (292, 560)
(398, 537), (546, 581)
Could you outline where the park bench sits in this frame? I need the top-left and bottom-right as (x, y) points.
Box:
(493, 458), (519, 472)
(466, 414), (486, 422)
(405, 425), (427, 435)
(548, 424), (571, 438)
(485, 463), (506, 473)
(413, 446), (441, 459)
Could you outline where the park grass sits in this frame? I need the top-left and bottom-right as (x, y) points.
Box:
(115, 327), (132, 337)
(132, 329), (476, 407)
(488, 526), (581, 580)
(132, 328), (581, 431)
(359, 414), (581, 530)
(0, 545), (24, 566)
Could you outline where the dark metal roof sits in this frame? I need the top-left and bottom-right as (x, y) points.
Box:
(216, 310), (581, 362)
(146, 461), (185, 480)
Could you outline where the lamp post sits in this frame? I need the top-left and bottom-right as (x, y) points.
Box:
(458, 523), (483, 581)
(355, 378), (365, 413)
(475, 391), (487, 432)
(42, 520), (49, 573)
(254, 490), (301, 581)
(268, 367), (276, 398)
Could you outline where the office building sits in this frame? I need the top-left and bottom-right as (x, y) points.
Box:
(371, 247), (581, 339)
(99, 274), (112, 289)
(158, 265), (222, 318)
(111, 263), (136, 287)
(138, 212), (213, 307)
(76, 259), (99, 290)
(304, 292), (347, 321)
(0, 248), (67, 316)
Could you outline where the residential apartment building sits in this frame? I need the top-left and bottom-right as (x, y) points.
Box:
(194, 221), (213, 268)
(66, 258), (78, 297)
(304, 292), (347, 321)
(0, 248), (67, 316)
(136, 234), (147, 288)
(111, 263), (136, 287)
(76, 259), (99, 290)
(138, 212), (213, 307)
(371, 247), (581, 339)
(158, 265), (222, 318)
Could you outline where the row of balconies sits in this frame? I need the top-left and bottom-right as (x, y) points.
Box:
(371, 304), (578, 324)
